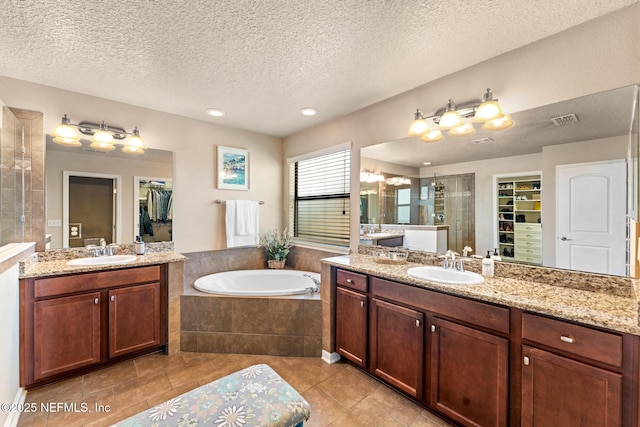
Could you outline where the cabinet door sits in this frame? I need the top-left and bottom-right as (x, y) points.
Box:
(33, 292), (101, 380)
(430, 317), (508, 427)
(335, 286), (368, 368)
(370, 298), (424, 399)
(109, 283), (161, 358)
(522, 345), (622, 427)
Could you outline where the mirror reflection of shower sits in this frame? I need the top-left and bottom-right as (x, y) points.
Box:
(421, 173), (475, 254)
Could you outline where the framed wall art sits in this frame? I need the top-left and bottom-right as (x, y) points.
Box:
(217, 145), (249, 190)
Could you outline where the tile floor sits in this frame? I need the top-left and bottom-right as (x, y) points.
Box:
(17, 351), (456, 427)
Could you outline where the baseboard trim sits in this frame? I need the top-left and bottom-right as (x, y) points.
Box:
(3, 387), (26, 427)
(321, 350), (341, 364)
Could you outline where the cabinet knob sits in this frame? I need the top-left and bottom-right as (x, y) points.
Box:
(430, 325), (436, 332)
(110, 295), (115, 302)
(524, 356), (530, 366)
(560, 335), (575, 344)
(94, 298), (99, 305)
(360, 300), (365, 308)
(346, 279), (353, 283)
(416, 319), (420, 327)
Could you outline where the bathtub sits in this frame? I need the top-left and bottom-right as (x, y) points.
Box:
(194, 269), (321, 296)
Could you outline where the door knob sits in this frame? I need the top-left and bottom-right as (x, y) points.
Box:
(560, 236), (572, 241)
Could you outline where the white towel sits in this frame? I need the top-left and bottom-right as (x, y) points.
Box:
(225, 200), (259, 247)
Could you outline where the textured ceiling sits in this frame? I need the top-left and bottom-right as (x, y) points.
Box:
(0, 0), (636, 137)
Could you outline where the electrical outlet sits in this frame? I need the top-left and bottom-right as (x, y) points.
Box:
(48, 219), (62, 227)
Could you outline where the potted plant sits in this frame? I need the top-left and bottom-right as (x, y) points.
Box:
(260, 228), (293, 269)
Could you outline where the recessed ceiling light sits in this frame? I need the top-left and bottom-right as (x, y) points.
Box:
(300, 107), (318, 116)
(423, 162), (432, 166)
(206, 108), (226, 117)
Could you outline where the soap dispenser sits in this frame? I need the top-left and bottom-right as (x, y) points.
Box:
(134, 236), (145, 255)
(491, 248), (502, 262)
(482, 250), (494, 277)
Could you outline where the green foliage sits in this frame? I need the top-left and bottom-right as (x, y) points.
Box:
(260, 228), (293, 261)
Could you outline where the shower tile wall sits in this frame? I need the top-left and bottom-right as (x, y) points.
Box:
(424, 173), (475, 254)
(1, 107), (45, 250)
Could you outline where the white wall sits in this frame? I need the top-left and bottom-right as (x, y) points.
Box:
(0, 78), (284, 253)
(283, 4), (640, 252)
(0, 244), (36, 427)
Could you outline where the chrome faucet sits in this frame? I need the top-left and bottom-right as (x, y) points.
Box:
(446, 250), (458, 269)
(87, 239), (118, 257)
(440, 249), (466, 271)
(303, 274), (320, 293)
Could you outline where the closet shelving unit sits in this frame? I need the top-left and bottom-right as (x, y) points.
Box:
(433, 182), (446, 223)
(497, 175), (542, 265)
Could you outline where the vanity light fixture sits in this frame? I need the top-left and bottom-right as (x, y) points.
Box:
(360, 169), (385, 183)
(408, 88), (513, 142)
(52, 115), (146, 154)
(438, 100), (464, 130)
(385, 176), (411, 186)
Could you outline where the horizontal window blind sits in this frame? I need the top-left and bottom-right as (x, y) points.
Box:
(289, 149), (350, 247)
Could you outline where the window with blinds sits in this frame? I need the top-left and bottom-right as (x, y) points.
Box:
(288, 149), (350, 247)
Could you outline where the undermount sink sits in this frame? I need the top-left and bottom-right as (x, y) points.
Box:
(407, 266), (484, 285)
(67, 255), (138, 266)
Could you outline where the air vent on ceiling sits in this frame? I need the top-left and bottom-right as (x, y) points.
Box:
(551, 113), (579, 126)
(471, 137), (494, 144)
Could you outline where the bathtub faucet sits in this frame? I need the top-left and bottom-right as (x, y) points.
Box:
(303, 274), (320, 293)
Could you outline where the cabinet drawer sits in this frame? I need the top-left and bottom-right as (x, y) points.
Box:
(522, 313), (623, 367)
(34, 266), (161, 298)
(514, 254), (542, 264)
(336, 269), (368, 292)
(514, 234), (542, 245)
(514, 223), (541, 232)
(371, 277), (509, 334)
(514, 246), (542, 256)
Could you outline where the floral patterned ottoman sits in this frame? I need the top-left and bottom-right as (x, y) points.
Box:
(114, 364), (311, 426)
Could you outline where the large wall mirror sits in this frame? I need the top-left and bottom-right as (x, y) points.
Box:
(361, 85), (639, 277)
(45, 137), (173, 249)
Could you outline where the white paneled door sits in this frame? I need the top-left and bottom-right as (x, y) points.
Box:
(556, 160), (626, 275)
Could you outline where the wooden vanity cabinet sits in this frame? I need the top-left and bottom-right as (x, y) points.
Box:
(335, 286), (368, 368)
(370, 297), (424, 399)
(332, 266), (639, 427)
(430, 317), (509, 427)
(21, 265), (167, 388)
(32, 292), (101, 381)
(108, 282), (162, 358)
(335, 269), (369, 368)
(521, 313), (628, 427)
(334, 269), (510, 426)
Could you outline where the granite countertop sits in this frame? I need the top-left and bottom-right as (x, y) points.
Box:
(19, 242), (187, 279)
(324, 254), (640, 336)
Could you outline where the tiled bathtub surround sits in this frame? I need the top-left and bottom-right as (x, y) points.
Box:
(180, 245), (341, 357)
(182, 245), (343, 286)
(181, 294), (322, 357)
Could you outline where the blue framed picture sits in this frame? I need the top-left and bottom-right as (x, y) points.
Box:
(217, 145), (249, 190)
